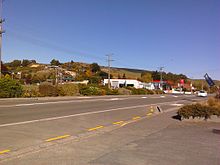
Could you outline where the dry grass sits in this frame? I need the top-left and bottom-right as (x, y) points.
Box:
(101, 68), (141, 79)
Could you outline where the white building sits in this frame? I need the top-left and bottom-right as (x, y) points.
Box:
(140, 82), (155, 90)
(103, 79), (143, 89)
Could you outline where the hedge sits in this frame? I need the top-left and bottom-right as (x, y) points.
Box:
(177, 103), (220, 120)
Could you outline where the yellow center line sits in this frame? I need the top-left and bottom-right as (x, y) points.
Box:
(132, 116), (141, 120)
(0, 150), (10, 154)
(147, 113), (153, 116)
(88, 125), (104, 131)
(113, 121), (124, 125)
(46, 134), (70, 142)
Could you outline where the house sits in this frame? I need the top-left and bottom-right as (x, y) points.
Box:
(103, 79), (142, 89)
(140, 82), (155, 90)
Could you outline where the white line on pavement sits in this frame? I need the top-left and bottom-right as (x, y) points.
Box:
(171, 103), (183, 107)
(0, 98), (127, 108)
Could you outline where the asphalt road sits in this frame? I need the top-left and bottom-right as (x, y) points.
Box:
(0, 94), (213, 164)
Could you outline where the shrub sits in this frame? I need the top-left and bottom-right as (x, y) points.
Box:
(58, 84), (79, 96)
(39, 82), (59, 96)
(118, 88), (132, 95)
(22, 85), (40, 97)
(154, 89), (164, 94)
(0, 75), (23, 98)
(79, 85), (104, 96)
(145, 89), (154, 95)
(215, 92), (220, 99)
(99, 86), (119, 95)
(125, 87), (146, 95)
(177, 103), (220, 120)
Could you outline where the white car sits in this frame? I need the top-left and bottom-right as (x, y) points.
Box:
(197, 90), (207, 97)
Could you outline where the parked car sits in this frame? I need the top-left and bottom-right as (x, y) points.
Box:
(197, 90), (207, 97)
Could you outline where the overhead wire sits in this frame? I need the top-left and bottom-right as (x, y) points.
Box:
(7, 29), (105, 61)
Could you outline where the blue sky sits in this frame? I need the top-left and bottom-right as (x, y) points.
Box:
(2, 0), (220, 79)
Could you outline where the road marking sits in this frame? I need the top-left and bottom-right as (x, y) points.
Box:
(132, 116), (141, 120)
(173, 95), (178, 98)
(0, 100), (187, 128)
(113, 121), (124, 125)
(120, 122), (129, 127)
(110, 98), (119, 101)
(150, 106), (154, 112)
(46, 135), (70, 142)
(147, 113), (153, 116)
(171, 103), (183, 107)
(88, 125), (104, 131)
(0, 98), (127, 108)
(160, 96), (165, 98)
(141, 97), (147, 98)
(0, 150), (10, 154)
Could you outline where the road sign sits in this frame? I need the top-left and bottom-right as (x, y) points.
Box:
(204, 73), (215, 87)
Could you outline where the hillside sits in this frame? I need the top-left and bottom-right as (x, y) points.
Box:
(3, 60), (219, 86)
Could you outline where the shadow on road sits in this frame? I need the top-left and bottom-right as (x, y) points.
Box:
(172, 114), (181, 121)
(212, 129), (220, 135)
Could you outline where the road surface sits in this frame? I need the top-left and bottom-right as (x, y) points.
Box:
(0, 94), (219, 165)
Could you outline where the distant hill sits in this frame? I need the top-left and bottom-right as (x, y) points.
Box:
(101, 67), (144, 79)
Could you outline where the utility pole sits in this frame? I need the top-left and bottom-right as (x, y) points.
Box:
(106, 54), (113, 89)
(159, 66), (164, 89)
(0, 0), (5, 78)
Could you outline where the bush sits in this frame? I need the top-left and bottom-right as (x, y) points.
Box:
(145, 89), (154, 95)
(99, 86), (119, 95)
(129, 88), (146, 95)
(177, 103), (220, 120)
(58, 84), (79, 96)
(154, 89), (164, 94)
(79, 85), (104, 96)
(22, 85), (40, 97)
(118, 88), (132, 95)
(215, 92), (220, 99)
(39, 82), (59, 96)
(0, 75), (23, 98)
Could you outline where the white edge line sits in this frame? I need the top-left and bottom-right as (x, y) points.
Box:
(0, 98), (128, 108)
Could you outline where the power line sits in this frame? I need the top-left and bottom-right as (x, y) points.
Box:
(7, 29), (105, 62)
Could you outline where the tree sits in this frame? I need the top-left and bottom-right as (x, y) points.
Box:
(152, 71), (160, 80)
(50, 59), (61, 66)
(99, 71), (108, 79)
(1, 62), (9, 75)
(8, 60), (22, 68)
(90, 63), (100, 73)
(22, 59), (31, 67)
(140, 72), (152, 83)
(123, 73), (126, 79)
